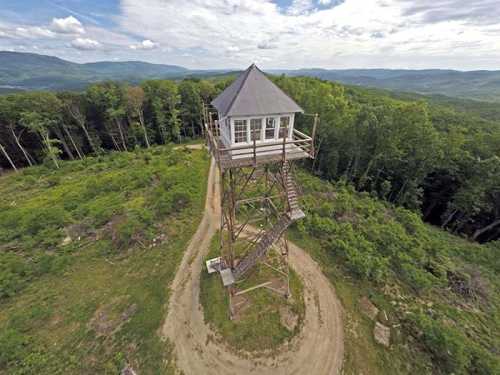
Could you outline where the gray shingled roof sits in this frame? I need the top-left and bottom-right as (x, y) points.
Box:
(211, 64), (303, 117)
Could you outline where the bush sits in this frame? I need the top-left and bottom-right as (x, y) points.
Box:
(469, 346), (500, 375)
(0, 328), (28, 367)
(409, 313), (471, 374)
(0, 253), (31, 299)
(400, 262), (435, 291)
(112, 209), (154, 250)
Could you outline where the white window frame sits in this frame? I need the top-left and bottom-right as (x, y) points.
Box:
(279, 116), (291, 139)
(230, 113), (295, 145)
(250, 118), (263, 142)
(265, 117), (277, 140)
(233, 118), (249, 144)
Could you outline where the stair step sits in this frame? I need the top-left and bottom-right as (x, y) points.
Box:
(289, 209), (306, 221)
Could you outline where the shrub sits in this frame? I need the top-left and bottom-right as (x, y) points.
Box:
(0, 253), (31, 299)
(400, 262), (435, 291)
(0, 328), (28, 367)
(469, 346), (500, 375)
(409, 313), (471, 374)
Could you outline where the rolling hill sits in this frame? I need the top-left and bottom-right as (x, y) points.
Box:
(274, 68), (500, 102)
(0, 51), (191, 91)
(1, 51), (500, 102)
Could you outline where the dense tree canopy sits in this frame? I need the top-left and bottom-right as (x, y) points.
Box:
(0, 75), (499, 242)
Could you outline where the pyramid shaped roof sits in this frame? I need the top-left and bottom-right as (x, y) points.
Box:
(211, 64), (303, 117)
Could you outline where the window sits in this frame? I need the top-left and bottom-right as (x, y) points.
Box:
(279, 116), (290, 139)
(250, 118), (262, 141)
(234, 119), (248, 143)
(265, 117), (276, 140)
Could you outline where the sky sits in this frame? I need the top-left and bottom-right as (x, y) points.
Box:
(0, 0), (499, 70)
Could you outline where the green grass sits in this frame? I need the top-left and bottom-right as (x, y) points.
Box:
(289, 168), (500, 375)
(0, 146), (209, 374)
(199, 232), (305, 354)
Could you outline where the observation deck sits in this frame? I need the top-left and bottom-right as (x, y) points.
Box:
(205, 122), (313, 171)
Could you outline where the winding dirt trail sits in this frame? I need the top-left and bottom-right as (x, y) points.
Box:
(162, 155), (344, 374)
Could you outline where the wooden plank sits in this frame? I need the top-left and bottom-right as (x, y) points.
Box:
(234, 282), (273, 296)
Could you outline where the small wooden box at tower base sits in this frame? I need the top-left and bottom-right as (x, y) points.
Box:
(205, 63), (314, 170)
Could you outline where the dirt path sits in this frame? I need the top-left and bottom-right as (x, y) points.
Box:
(162, 157), (344, 374)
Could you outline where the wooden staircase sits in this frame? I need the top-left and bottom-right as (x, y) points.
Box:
(284, 161), (305, 221)
(233, 161), (305, 280)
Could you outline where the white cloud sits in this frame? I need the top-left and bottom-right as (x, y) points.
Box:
(1, 0), (499, 69)
(287, 0), (315, 15)
(51, 16), (85, 34)
(129, 39), (159, 50)
(71, 37), (101, 50)
(14, 26), (55, 39)
(117, 0), (500, 70)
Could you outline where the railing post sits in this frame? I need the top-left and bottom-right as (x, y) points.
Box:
(311, 113), (319, 158)
(253, 137), (257, 166)
(282, 134), (286, 163)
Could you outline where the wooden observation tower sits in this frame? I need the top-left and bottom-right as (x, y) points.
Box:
(204, 64), (317, 317)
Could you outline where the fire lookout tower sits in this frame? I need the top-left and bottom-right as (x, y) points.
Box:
(204, 64), (317, 317)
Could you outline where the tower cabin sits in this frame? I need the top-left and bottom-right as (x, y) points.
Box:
(206, 64), (314, 169)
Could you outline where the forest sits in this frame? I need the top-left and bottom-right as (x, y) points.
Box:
(0, 75), (499, 243)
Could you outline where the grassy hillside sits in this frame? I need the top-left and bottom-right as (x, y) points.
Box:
(0, 146), (209, 374)
(291, 168), (499, 374)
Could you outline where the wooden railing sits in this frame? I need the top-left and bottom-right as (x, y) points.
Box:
(205, 123), (313, 168)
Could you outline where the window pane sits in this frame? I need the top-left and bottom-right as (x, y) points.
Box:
(250, 119), (262, 141)
(279, 116), (290, 138)
(234, 119), (248, 143)
(265, 118), (275, 140)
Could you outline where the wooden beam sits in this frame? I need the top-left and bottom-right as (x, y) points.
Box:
(311, 113), (319, 158)
(235, 281), (272, 296)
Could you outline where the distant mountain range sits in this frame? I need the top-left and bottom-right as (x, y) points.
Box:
(1, 51), (499, 102)
(0, 51), (221, 92)
(273, 68), (500, 102)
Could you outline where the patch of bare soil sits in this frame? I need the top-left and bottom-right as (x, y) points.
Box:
(162, 157), (344, 374)
(231, 294), (251, 322)
(279, 306), (299, 331)
(89, 298), (137, 337)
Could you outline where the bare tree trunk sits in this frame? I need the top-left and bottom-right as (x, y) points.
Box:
(42, 132), (59, 169)
(0, 142), (17, 171)
(424, 200), (439, 220)
(472, 219), (500, 241)
(9, 125), (33, 166)
(67, 104), (96, 154)
(81, 125), (96, 154)
(109, 130), (121, 151)
(54, 127), (75, 160)
(62, 124), (83, 159)
(115, 119), (128, 151)
(191, 120), (196, 138)
(138, 111), (150, 148)
(394, 180), (408, 204)
(442, 209), (457, 229)
(358, 155), (378, 190)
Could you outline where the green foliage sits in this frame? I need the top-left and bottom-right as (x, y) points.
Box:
(408, 312), (472, 374)
(200, 233), (305, 352)
(0, 146), (209, 374)
(0, 146), (207, 301)
(2, 73), (499, 241)
(294, 169), (499, 374)
(271, 75), (500, 242)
